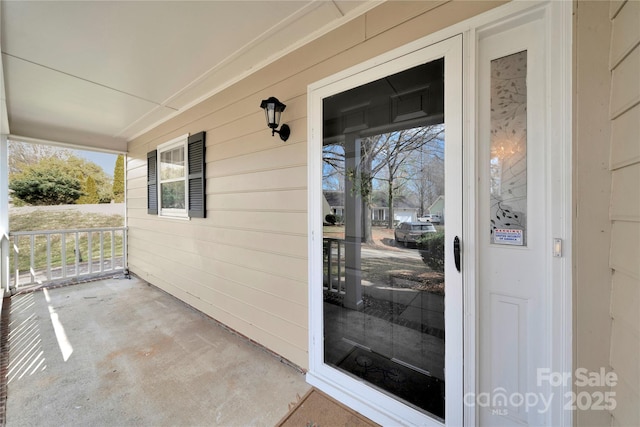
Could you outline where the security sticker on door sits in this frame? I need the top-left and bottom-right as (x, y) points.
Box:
(493, 228), (524, 246)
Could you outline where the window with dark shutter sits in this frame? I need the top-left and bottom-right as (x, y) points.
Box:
(148, 132), (206, 218)
(187, 131), (206, 218)
(147, 150), (158, 214)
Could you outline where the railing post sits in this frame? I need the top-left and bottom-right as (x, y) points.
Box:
(0, 135), (9, 296)
(124, 227), (128, 273)
(13, 235), (19, 289)
(29, 234), (35, 284)
(1, 234), (9, 295)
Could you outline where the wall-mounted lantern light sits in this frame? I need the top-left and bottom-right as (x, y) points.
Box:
(259, 97), (290, 141)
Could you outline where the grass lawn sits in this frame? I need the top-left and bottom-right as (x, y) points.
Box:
(10, 210), (123, 232)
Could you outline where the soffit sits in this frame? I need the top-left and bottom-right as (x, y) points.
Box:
(0, 0), (380, 152)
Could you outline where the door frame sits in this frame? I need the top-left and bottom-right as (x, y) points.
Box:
(307, 35), (463, 426)
(306, 2), (573, 425)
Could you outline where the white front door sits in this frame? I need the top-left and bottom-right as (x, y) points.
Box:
(308, 36), (463, 426)
(475, 7), (571, 426)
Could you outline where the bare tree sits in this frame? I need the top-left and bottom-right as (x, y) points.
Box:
(322, 125), (443, 244)
(8, 141), (73, 175)
(363, 126), (443, 230)
(404, 140), (445, 216)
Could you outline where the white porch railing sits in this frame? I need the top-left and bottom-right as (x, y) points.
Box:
(9, 227), (127, 289)
(323, 237), (345, 295)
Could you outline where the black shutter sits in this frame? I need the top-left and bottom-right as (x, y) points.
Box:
(188, 132), (206, 218)
(147, 150), (158, 214)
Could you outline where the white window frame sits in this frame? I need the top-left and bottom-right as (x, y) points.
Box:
(157, 134), (189, 218)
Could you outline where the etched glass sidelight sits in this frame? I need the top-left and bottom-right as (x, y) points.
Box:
(489, 51), (528, 246)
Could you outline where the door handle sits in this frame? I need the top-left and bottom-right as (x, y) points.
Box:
(454, 236), (461, 272)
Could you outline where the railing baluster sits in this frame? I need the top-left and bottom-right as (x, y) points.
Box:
(61, 233), (67, 279)
(99, 232), (104, 273)
(337, 240), (343, 293)
(46, 234), (52, 281)
(110, 230), (115, 271)
(88, 232), (93, 274)
(74, 231), (80, 277)
(326, 239), (332, 291)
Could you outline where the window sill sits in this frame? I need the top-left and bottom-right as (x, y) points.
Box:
(158, 214), (191, 221)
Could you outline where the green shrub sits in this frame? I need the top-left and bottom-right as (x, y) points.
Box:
(418, 231), (445, 272)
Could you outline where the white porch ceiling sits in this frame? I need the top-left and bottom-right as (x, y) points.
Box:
(0, 0), (380, 152)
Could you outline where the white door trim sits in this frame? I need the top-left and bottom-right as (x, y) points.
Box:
(307, 35), (463, 426)
(306, 1), (573, 425)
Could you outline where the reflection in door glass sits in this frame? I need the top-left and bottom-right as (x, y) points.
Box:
(322, 59), (446, 419)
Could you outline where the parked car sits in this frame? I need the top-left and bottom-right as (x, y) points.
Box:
(418, 214), (442, 224)
(394, 222), (437, 247)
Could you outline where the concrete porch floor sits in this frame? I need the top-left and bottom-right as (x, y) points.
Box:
(2, 276), (311, 426)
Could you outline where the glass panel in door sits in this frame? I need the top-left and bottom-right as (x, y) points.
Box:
(322, 58), (446, 420)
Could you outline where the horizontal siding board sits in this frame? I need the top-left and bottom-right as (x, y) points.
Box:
(127, 161), (147, 179)
(610, 319), (639, 395)
(611, 270), (640, 336)
(610, 104), (640, 169)
(610, 0), (640, 69)
(611, 163), (640, 220)
(127, 216), (307, 258)
(610, 45), (640, 119)
(127, 228), (307, 284)
(127, 175), (147, 190)
(208, 142), (306, 178)
(134, 260), (306, 338)
(128, 262), (308, 368)
(128, 210), (307, 242)
(610, 221), (640, 279)
(127, 186), (147, 199)
(206, 211), (307, 235)
(610, 0), (626, 20)
(128, 244), (307, 331)
(610, 362), (640, 427)
(209, 166), (307, 194)
(208, 189), (307, 212)
(206, 130), (291, 165)
(126, 196), (147, 210)
(128, 229), (307, 293)
(365, 0), (449, 38)
(127, 246), (307, 332)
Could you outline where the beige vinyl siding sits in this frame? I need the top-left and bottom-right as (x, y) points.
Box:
(574, 1), (615, 425)
(125, 0), (504, 369)
(608, 0), (640, 425)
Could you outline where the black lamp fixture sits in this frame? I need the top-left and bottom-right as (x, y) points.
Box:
(259, 96), (290, 141)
